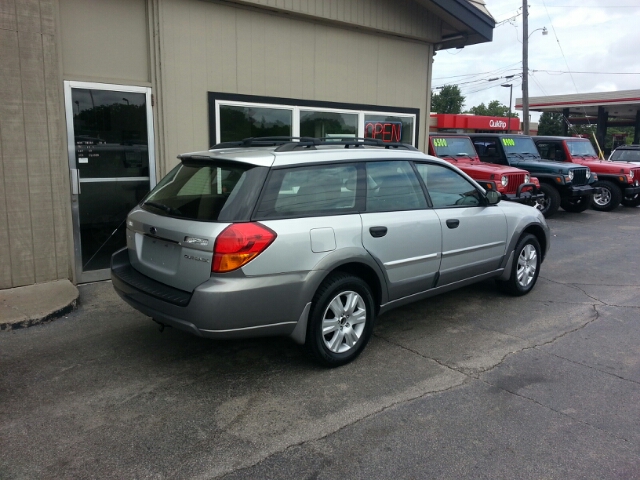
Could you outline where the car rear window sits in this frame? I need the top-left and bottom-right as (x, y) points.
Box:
(141, 161), (265, 222)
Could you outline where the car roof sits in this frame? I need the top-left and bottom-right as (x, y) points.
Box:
(179, 141), (439, 168)
(428, 133), (471, 137)
(466, 133), (530, 138)
(612, 144), (640, 150)
(533, 136), (589, 141)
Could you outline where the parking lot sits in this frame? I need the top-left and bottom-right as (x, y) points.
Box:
(2, 207), (640, 479)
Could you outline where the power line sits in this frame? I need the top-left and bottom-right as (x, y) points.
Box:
(529, 74), (549, 97)
(432, 63), (521, 81)
(540, 0), (593, 127)
(533, 70), (640, 75)
(533, 5), (639, 8)
(433, 72), (522, 90)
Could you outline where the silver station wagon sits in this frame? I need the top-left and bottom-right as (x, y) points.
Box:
(111, 137), (550, 367)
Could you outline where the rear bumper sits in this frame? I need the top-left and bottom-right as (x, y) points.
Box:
(111, 248), (309, 339)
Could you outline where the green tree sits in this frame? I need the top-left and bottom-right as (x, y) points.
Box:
(431, 85), (465, 114)
(537, 112), (564, 136)
(467, 100), (516, 117)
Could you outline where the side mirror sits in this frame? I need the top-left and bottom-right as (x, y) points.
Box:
(486, 190), (501, 205)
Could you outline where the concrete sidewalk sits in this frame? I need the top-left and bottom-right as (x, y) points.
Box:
(0, 280), (79, 330)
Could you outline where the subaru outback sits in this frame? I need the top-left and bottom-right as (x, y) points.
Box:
(111, 137), (550, 367)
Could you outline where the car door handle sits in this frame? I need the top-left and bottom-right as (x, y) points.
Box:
(369, 226), (388, 238)
(446, 219), (460, 229)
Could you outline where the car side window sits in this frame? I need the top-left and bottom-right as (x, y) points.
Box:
(254, 164), (358, 218)
(537, 142), (564, 161)
(536, 142), (552, 159)
(415, 163), (481, 208)
(365, 161), (427, 212)
(474, 139), (505, 165)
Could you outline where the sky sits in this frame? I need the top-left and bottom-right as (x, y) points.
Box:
(432, 0), (640, 120)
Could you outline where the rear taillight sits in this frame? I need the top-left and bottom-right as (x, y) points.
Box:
(212, 223), (276, 273)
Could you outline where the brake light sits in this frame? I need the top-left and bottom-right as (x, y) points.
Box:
(212, 223), (276, 273)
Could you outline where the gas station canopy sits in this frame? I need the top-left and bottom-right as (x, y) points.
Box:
(515, 90), (640, 145)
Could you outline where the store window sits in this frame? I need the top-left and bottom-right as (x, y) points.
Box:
(364, 115), (414, 144)
(300, 110), (357, 138)
(210, 94), (419, 146)
(219, 105), (292, 142)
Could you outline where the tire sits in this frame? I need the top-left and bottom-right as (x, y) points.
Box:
(591, 180), (622, 212)
(497, 233), (541, 296)
(561, 194), (592, 213)
(534, 183), (560, 218)
(306, 273), (375, 367)
(621, 194), (640, 208)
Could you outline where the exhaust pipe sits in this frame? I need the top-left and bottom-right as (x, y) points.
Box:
(152, 318), (170, 332)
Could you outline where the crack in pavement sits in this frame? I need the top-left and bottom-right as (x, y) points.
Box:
(475, 374), (633, 445)
(376, 304), (638, 447)
(540, 276), (605, 304)
(216, 277), (636, 478)
(541, 276), (640, 308)
(211, 341), (469, 479)
(542, 347), (640, 387)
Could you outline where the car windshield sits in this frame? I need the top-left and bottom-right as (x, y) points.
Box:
(567, 140), (597, 157)
(610, 149), (640, 161)
(501, 137), (540, 157)
(431, 137), (476, 158)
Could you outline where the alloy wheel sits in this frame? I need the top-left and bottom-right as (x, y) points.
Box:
(321, 291), (367, 353)
(517, 244), (538, 288)
(593, 188), (611, 207)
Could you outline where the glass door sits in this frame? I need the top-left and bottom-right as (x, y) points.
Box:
(64, 82), (156, 283)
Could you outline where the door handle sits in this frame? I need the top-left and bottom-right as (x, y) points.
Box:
(70, 168), (81, 195)
(369, 226), (388, 238)
(446, 219), (460, 229)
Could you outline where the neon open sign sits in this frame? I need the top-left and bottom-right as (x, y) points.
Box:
(364, 121), (403, 142)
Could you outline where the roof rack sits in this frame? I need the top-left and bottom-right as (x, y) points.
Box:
(210, 137), (320, 150)
(210, 136), (418, 152)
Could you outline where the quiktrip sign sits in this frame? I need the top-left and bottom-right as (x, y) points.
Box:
(489, 119), (507, 129)
(432, 114), (519, 131)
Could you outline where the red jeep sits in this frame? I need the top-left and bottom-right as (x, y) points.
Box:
(533, 136), (640, 210)
(428, 134), (541, 206)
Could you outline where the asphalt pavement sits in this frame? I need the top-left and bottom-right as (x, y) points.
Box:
(1, 206), (639, 479)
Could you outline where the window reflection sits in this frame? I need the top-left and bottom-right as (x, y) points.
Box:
(300, 110), (357, 138)
(220, 105), (292, 142)
(72, 89), (149, 178)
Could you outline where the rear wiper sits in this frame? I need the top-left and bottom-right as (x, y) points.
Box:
(144, 201), (182, 216)
(456, 153), (472, 157)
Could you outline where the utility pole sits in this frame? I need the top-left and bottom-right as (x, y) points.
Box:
(522, 0), (530, 134)
(501, 83), (513, 133)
